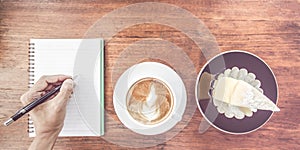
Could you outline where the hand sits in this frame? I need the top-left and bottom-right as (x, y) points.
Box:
(20, 75), (73, 150)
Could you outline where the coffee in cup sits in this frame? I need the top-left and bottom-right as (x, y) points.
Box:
(126, 77), (174, 125)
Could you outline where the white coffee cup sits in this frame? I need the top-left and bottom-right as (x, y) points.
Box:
(113, 62), (187, 135)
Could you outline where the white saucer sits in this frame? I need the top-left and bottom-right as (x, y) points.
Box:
(113, 62), (187, 135)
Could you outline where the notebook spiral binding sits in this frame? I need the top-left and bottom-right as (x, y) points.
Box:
(28, 42), (35, 88)
(28, 42), (35, 134)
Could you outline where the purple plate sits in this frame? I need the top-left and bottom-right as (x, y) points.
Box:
(196, 50), (278, 134)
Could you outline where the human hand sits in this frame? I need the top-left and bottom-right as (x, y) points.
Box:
(20, 75), (73, 150)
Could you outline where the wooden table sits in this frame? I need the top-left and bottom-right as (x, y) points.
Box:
(0, 0), (299, 149)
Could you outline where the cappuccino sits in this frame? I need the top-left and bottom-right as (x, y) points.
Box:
(126, 78), (174, 125)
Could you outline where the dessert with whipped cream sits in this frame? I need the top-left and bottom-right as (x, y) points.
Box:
(126, 78), (173, 125)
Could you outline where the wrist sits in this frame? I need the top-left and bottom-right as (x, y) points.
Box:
(29, 128), (61, 150)
(35, 123), (63, 136)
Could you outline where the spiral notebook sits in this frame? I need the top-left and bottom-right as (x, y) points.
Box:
(28, 38), (104, 137)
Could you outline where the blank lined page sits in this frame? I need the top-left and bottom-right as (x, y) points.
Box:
(29, 39), (100, 137)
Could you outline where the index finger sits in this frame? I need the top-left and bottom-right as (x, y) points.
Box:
(31, 75), (72, 92)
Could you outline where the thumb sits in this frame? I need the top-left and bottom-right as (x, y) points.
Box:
(52, 79), (74, 108)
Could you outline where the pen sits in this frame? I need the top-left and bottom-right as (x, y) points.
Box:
(3, 85), (62, 126)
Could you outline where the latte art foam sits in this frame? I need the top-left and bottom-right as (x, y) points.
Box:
(126, 78), (173, 125)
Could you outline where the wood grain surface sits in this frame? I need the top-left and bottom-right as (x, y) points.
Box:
(0, 0), (299, 149)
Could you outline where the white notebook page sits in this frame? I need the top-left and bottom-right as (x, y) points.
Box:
(29, 39), (101, 137)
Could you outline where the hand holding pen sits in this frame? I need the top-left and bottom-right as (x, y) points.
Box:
(6, 75), (73, 134)
(4, 75), (74, 150)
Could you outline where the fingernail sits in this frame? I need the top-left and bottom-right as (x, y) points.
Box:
(72, 75), (79, 87)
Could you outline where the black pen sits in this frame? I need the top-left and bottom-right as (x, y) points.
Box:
(3, 85), (62, 126)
